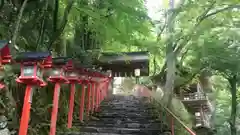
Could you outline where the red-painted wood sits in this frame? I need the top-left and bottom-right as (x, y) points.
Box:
(91, 83), (95, 112)
(79, 85), (86, 122)
(86, 83), (91, 118)
(49, 83), (61, 135)
(67, 84), (75, 128)
(95, 83), (99, 112)
(96, 83), (100, 111)
(18, 85), (33, 135)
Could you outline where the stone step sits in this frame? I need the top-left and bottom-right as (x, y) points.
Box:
(93, 112), (152, 117)
(99, 104), (154, 108)
(60, 131), (171, 135)
(94, 113), (158, 119)
(60, 132), (171, 135)
(73, 119), (163, 125)
(79, 126), (164, 134)
(97, 107), (155, 112)
(74, 121), (167, 129)
(59, 132), (135, 135)
(65, 96), (171, 135)
(90, 117), (160, 123)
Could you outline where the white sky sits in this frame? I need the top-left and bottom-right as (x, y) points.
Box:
(146, 0), (163, 19)
(146, 0), (181, 20)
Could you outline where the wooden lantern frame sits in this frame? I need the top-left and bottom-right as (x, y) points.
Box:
(16, 62), (47, 87)
(65, 60), (79, 83)
(48, 58), (69, 83)
(15, 52), (51, 87)
(0, 40), (11, 66)
(0, 40), (12, 89)
(74, 66), (90, 84)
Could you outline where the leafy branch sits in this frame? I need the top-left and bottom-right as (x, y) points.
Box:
(47, 0), (75, 51)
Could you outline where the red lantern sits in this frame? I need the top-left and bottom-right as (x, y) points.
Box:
(48, 57), (69, 83)
(64, 60), (81, 128)
(41, 55), (52, 68)
(76, 67), (90, 122)
(65, 60), (79, 83)
(0, 40), (12, 89)
(15, 52), (50, 87)
(16, 52), (51, 135)
(0, 40), (11, 65)
(48, 57), (69, 135)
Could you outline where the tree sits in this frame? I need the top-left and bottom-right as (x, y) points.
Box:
(0, 0), (153, 134)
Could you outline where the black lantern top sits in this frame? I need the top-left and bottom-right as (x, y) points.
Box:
(52, 57), (70, 66)
(15, 52), (51, 63)
(47, 57), (70, 83)
(15, 52), (50, 86)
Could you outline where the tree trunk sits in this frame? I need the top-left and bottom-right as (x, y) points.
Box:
(47, 0), (75, 50)
(227, 75), (237, 135)
(163, 47), (176, 106)
(199, 70), (212, 93)
(163, 0), (176, 106)
(11, 0), (28, 54)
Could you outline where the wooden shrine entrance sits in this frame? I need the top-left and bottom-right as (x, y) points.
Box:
(94, 51), (149, 77)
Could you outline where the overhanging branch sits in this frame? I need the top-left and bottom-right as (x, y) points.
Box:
(47, 0), (75, 51)
(198, 4), (240, 22)
(154, 1), (217, 80)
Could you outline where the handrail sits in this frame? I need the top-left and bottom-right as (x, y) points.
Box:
(132, 84), (196, 135)
(153, 98), (196, 135)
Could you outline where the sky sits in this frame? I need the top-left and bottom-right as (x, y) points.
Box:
(146, 0), (163, 19)
(146, 0), (181, 19)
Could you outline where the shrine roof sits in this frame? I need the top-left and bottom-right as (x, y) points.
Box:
(94, 51), (149, 77)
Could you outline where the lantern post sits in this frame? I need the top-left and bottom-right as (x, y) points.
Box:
(89, 79), (95, 113)
(15, 52), (50, 135)
(100, 71), (112, 102)
(95, 82), (100, 112)
(48, 57), (69, 135)
(65, 60), (79, 128)
(74, 64), (89, 122)
(85, 69), (93, 120)
(0, 40), (11, 89)
(77, 70), (88, 122)
(94, 71), (108, 112)
(90, 69), (103, 113)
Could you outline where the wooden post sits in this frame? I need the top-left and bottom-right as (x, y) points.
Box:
(67, 84), (75, 128)
(79, 85), (86, 122)
(18, 85), (33, 135)
(49, 83), (61, 135)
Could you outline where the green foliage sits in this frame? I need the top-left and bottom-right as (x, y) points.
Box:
(0, 0), (153, 134)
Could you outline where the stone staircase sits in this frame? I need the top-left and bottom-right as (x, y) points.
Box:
(62, 95), (171, 135)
